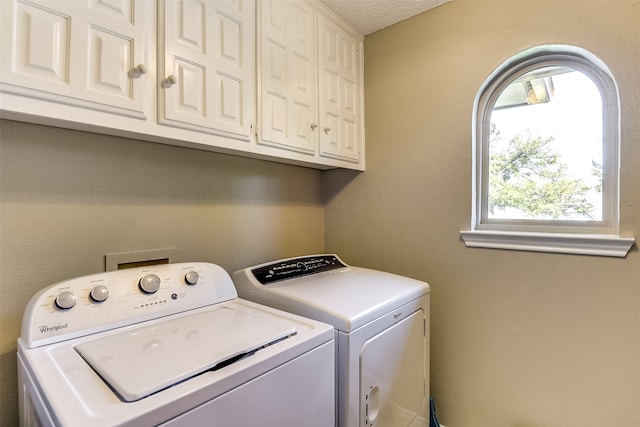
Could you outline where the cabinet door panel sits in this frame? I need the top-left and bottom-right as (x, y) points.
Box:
(293, 52), (312, 98)
(9, 2), (70, 86)
(87, 27), (134, 100)
(265, 92), (287, 136)
(341, 117), (357, 154)
(323, 112), (339, 154)
(89, 0), (134, 24)
(214, 11), (245, 130)
(318, 16), (361, 162)
(175, 59), (206, 117)
(258, 0), (316, 154)
(161, 0), (208, 126)
(343, 77), (356, 113)
(265, 42), (287, 86)
(1, 0), (147, 118)
(217, 72), (242, 126)
(176, 0), (205, 51)
(82, 0), (146, 115)
(294, 102), (313, 146)
(261, 40), (289, 142)
(325, 68), (339, 106)
(160, 0), (254, 139)
(216, 12), (241, 65)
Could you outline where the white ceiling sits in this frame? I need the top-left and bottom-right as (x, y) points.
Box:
(318, 0), (451, 35)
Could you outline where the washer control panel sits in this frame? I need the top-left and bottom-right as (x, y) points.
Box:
(251, 254), (347, 285)
(21, 262), (236, 348)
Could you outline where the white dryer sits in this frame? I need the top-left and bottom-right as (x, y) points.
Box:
(233, 254), (431, 427)
(18, 262), (335, 427)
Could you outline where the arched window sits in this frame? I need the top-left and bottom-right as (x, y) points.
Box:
(460, 45), (634, 257)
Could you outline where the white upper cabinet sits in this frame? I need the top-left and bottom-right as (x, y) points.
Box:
(257, 0), (364, 167)
(0, 0), (148, 118)
(0, 0), (364, 170)
(159, 0), (255, 140)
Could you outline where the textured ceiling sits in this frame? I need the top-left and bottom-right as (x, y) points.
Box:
(318, 0), (451, 35)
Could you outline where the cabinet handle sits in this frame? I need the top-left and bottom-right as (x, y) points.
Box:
(135, 64), (148, 75)
(310, 123), (318, 130)
(163, 75), (178, 88)
(324, 126), (331, 134)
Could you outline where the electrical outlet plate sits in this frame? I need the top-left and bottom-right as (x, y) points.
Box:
(105, 249), (176, 271)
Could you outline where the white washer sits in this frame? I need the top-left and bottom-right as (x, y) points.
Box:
(233, 254), (431, 427)
(18, 262), (335, 427)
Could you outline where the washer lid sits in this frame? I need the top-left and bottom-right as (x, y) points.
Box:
(75, 306), (296, 402)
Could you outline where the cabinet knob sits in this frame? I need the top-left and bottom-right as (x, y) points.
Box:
(135, 64), (148, 75)
(324, 126), (331, 134)
(163, 75), (178, 88)
(310, 123), (318, 130)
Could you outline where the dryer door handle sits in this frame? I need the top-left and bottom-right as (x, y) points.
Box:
(366, 385), (380, 424)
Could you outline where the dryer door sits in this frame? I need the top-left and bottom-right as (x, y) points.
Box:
(360, 310), (426, 427)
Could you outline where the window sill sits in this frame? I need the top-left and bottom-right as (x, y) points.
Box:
(459, 230), (635, 257)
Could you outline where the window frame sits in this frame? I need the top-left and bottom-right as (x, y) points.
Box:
(460, 45), (635, 257)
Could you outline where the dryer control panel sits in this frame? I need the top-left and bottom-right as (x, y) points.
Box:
(251, 255), (347, 285)
(20, 262), (237, 348)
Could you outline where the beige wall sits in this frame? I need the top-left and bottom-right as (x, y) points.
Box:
(325, 1), (640, 426)
(0, 120), (324, 425)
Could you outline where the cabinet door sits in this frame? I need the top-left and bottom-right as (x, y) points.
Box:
(258, 0), (317, 154)
(159, 0), (255, 140)
(317, 15), (362, 163)
(0, 0), (148, 118)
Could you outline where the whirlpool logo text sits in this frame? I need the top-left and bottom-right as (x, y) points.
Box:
(39, 323), (68, 334)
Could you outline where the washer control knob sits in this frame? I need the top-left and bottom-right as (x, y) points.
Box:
(55, 291), (77, 310)
(139, 274), (161, 294)
(184, 270), (199, 286)
(90, 285), (110, 303)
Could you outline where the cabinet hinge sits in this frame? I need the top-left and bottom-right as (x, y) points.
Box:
(250, 121), (260, 139)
